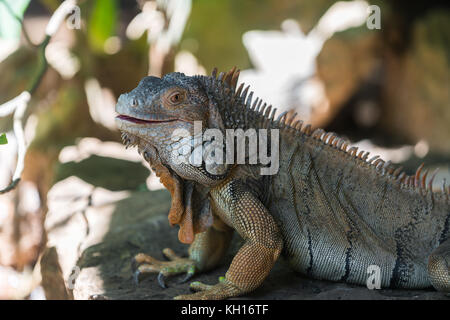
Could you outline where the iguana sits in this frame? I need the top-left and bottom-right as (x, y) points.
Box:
(115, 67), (450, 300)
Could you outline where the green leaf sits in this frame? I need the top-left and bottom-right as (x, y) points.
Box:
(88, 0), (118, 53)
(0, 0), (31, 40)
(0, 133), (7, 144)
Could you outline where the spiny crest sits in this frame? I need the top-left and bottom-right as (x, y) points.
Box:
(209, 68), (449, 200)
(211, 66), (240, 91)
(210, 67), (312, 133)
(308, 127), (449, 199)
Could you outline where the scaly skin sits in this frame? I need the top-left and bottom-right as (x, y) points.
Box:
(115, 68), (450, 299)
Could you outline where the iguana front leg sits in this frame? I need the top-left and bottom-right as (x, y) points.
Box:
(175, 180), (283, 300)
(132, 220), (233, 287)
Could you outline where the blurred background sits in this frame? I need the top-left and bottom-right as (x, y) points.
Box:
(0, 0), (449, 299)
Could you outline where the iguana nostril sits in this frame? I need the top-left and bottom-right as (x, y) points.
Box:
(131, 98), (138, 107)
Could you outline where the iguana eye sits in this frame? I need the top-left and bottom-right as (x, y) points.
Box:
(169, 92), (184, 104)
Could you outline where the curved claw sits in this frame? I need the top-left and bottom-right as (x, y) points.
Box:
(158, 272), (168, 289)
(178, 271), (195, 284)
(133, 267), (152, 285)
(133, 270), (141, 286)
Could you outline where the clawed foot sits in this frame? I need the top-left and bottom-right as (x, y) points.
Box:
(174, 277), (242, 300)
(131, 248), (196, 288)
(131, 249), (244, 299)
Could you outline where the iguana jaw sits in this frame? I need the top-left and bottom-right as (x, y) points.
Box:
(116, 114), (179, 125)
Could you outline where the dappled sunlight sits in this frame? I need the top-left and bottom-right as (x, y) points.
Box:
(58, 137), (164, 190)
(0, 0), (448, 301)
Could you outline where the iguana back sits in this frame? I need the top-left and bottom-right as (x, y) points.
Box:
(266, 127), (450, 288)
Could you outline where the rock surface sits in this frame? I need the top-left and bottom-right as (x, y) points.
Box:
(44, 177), (448, 300)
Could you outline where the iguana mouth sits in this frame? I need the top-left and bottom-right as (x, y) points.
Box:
(116, 114), (178, 124)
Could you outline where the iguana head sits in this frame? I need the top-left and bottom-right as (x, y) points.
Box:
(115, 69), (242, 185)
(116, 73), (208, 146)
(115, 70), (242, 243)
